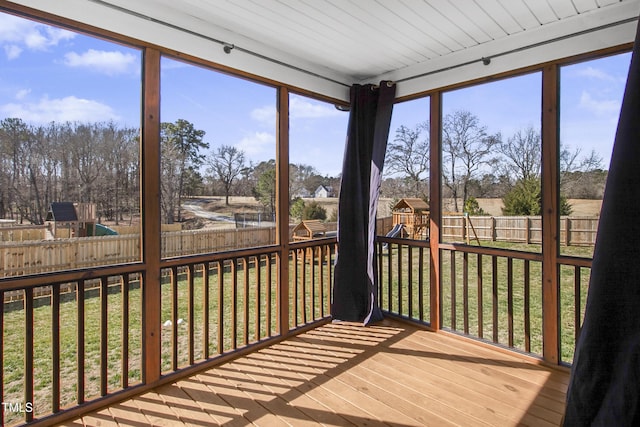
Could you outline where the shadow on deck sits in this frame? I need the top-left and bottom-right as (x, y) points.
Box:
(67, 319), (568, 426)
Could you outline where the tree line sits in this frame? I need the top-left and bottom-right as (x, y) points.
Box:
(0, 110), (606, 226)
(382, 110), (607, 215)
(0, 117), (337, 225)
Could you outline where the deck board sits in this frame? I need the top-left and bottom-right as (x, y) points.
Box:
(67, 319), (568, 426)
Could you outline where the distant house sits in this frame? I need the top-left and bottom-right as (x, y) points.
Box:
(314, 185), (335, 198)
(292, 187), (312, 199)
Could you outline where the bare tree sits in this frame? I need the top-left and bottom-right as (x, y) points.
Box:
(207, 145), (246, 205)
(442, 110), (500, 212)
(560, 145), (606, 198)
(499, 126), (541, 182)
(385, 122), (430, 197)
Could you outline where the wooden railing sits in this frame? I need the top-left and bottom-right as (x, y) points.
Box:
(376, 236), (591, 365)
(0, 265), (146, 426)
(1, 231), (589, 425)
(0, 239), (335, 426)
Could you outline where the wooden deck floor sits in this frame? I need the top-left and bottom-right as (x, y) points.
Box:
(65, 319), (568, 426)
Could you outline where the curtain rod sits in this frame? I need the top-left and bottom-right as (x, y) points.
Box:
(395, 15), (638, 84)
(86, 0), (351, 88)
(370, 81), (396, 89)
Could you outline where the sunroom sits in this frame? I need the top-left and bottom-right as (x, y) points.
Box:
(1, 0), (639, 425)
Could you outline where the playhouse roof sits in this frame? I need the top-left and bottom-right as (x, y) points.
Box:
(45, 202), (78, 222)
(292, 220), (327, 237)
(393, 198), (430, 212)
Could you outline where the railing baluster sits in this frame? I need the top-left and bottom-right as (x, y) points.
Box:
(408, 245), (413, 318)
(122, 274), (129, 388)
(243, 257), (249, 346)
(387, 243), (393, 312)
(188, 264), (195, 365)
(171, 266), (178, 370)
(397, 244), (403, 315)
(450, 250), (456, 330)
(217, 261), (224, 354)
(574, 265), (582, 345)
(266, 254), (272, 336)
(302, 248), (307, 324)
(202, 264), (210, 359)
(507, 258), (514, 348)
(477, 253), (483, 339)
(311, 247), (316, 321)
(463, 252), (469, 334)
(319, 246), (325, 318)
(100, 277), (108, 396)
(231, 259), (237, 350)
(52, 284), (61, 412)
(293, 249), (299, 326)
(25, 288), (34, 423)
(255, 255), (262, 341)
(418, 247), (424, 322)
(492, 256), (498, 343)
(77, 280), (85, 404)
(524, 260), (531, 352)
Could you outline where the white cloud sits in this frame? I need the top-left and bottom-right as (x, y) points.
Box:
(1, 95), (120, 123)
(576, 66), (618, 82)
(15, 88), (31, 100)
(250, 105), (275, 125)
(290, 96), (342, 119)
(63, 49), (137, 75)
(0, 14), (75, 59)
(579, 91), (620, 117)
(236, 131), (275, 157)
(3, 44), (22, 60)
(250, 96), (342, 126)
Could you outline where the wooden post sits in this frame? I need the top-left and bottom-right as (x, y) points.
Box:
(429, 93), (442, 330)
(276, 86), (290, 336)
(141, 47), (162, 384)
(491, 216), (496, 242)
(541, 64), (560, 365)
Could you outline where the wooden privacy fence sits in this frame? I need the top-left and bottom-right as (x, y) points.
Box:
(442, 215), (599, 246)
(0, 216), (598, 279)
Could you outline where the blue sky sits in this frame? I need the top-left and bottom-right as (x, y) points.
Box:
(0, 12), (630, 177)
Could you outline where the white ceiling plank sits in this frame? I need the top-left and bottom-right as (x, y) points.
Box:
(451, 1), (510, 40)
(476, 0), (525, 34)
(547, 0), (579, 18)
(427, 0), (493, 44)
(383, 0), (454, 56)
(322, 0), (427, 68)
(397, 0), (473, 51)
(598, 0), (623, 6)
(499, 0), (544, 29)
(524, 0), (561, 23)
(572, 0), (599, 13)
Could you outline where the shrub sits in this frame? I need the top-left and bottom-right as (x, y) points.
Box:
(302, 201), (327, 221)
(464, 196), (487, 215)
(502, 178), (572, 215)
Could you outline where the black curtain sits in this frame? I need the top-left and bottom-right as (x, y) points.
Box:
(332, 81), (396, 324)
(564, 19), (640, 426)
